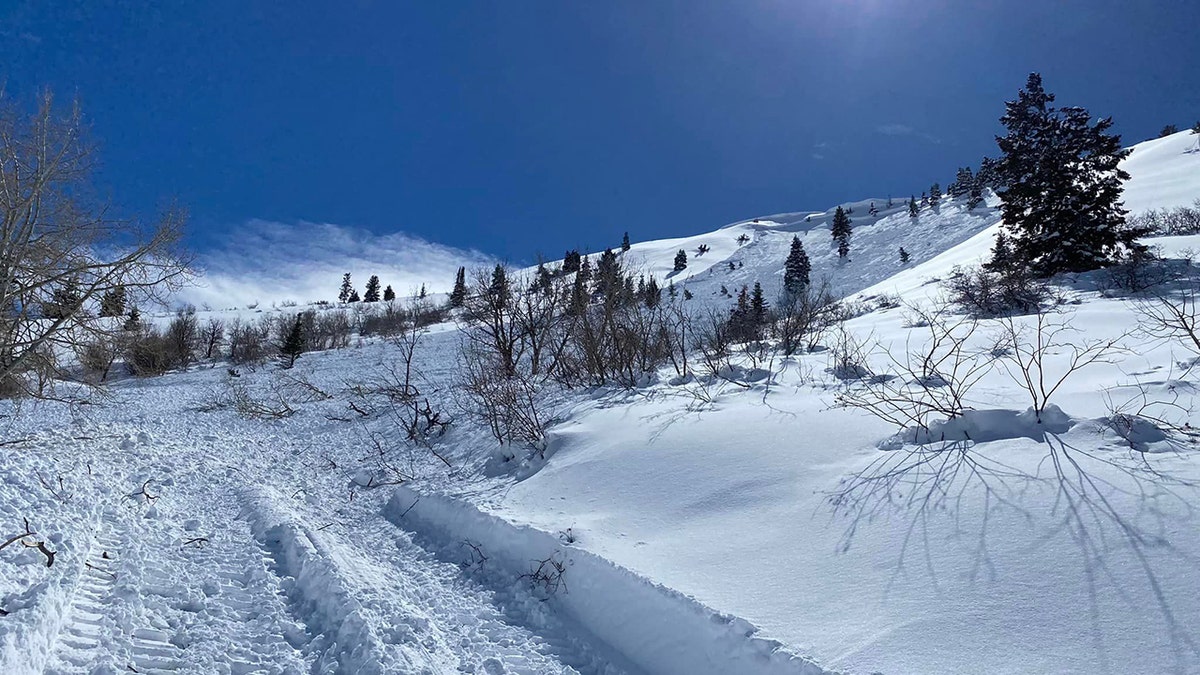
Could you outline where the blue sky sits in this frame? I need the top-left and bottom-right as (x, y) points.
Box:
(2, 0), (1198, 269)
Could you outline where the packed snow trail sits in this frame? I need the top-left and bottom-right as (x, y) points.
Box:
(0, 369), (635, 675)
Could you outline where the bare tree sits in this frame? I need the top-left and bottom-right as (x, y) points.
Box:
(0, 91), (191, 398)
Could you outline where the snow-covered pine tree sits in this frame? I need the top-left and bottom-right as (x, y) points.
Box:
(621, 232), (631, 252)
(909, 196), (919, 218)
(995, 73), (1132, 275)
(831, 206), (852, 259)
(929, 183), (941, 208)
(449, 266), (467, 308)
(869, 201), (878, 216)
(1160, 124), (1178, 137)
(920, 191), (929, 208)
(899, 247), (910, 264)
(783, 235), (811, 295)
(1191, 120), (1200, 134)
(338, 273), (353, 303)
(673, 249), (688, 272)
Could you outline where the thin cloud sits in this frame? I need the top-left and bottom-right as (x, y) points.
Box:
(179, 219), (495, 309)
(875, 123), (941, 144)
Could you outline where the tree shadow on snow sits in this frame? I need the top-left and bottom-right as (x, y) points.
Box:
(825, 431), (1200, 671)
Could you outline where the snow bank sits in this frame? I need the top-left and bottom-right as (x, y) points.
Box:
(384, 488), (834, 675)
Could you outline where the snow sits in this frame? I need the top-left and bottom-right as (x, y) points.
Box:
(0, 129), (1197, 674)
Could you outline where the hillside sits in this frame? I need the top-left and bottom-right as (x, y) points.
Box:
(0, 129), (1197, 675)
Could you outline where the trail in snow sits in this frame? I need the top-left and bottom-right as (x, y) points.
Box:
(0, 368), (634, 675)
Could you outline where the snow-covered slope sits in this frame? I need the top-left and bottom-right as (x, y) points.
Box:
(0, 131), (1197, 675)
(593, 129), (1200, 310)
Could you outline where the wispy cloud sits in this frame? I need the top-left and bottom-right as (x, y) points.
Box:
(180, 220), (495, 309)
(875, 123), (941, 144)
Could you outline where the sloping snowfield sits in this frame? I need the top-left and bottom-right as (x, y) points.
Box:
(0, 130), (1197, 674)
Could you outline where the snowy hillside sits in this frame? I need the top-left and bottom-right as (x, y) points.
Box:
(0, 129), (1197, 675)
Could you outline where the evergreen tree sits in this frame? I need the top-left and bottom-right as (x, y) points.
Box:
(596, 248), (620, 295)
(950, 167), (975, 198)
(920, 191), (929, 207)
(929, 183), (941, 208)
(280, 315), (306, 369)
(383, 285), (396, 302)
(621, 232), (631, 252)
(1192, 121), (1200, 135)
(338, 273), (354, 303)
(668, 281), (677, 299)
(643, 276), (661, 308)
(532, 262), (553, 295)
(488, 265), (511, 309)
(750, 282), (768, 327)
(909, 196), (919, 218)
(868, 201), (878, 216)
(967, 180), (984, 210)
(569, 271), (588, 316)
(1160, 124), (1179, 137)
(363, 275), (382, 302)
(449, 267), (467, 308)
(578, 255), (593, 283)
(673, 249), (688, 272)
(984, 230), (1014, 273)
(123, 306), (141, 332)
(994, 73), (1133, 275)
(831, 206), (852, 259)
(562, 249), (582, 274)
(348, 289), (361, 303)
(419, 284), (427, 299)
(977, 156), (1002, 190)
(886, 196), (894, 208)
(899, 247), (910, 264)
(99, 286), (127, 318)
(783, 235), (811, 295)
(682, 289), (693, 300)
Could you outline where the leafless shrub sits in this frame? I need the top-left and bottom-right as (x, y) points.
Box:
(837, 304), (991, 432)
(125, 325), (176, 377)
(772, 282), (840, 356)
(828, 324), (873, 381)
(227, 317), (271, 365)
(165, 306), (200, 369)
(200, 317), (225, 359)
(77, 338), (120, 382)
(946, 265), (1049, 318)
(1133, 269), (1200, 360)
(1127, 200), (1200, 236)
(993, 311), (1126, 422)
